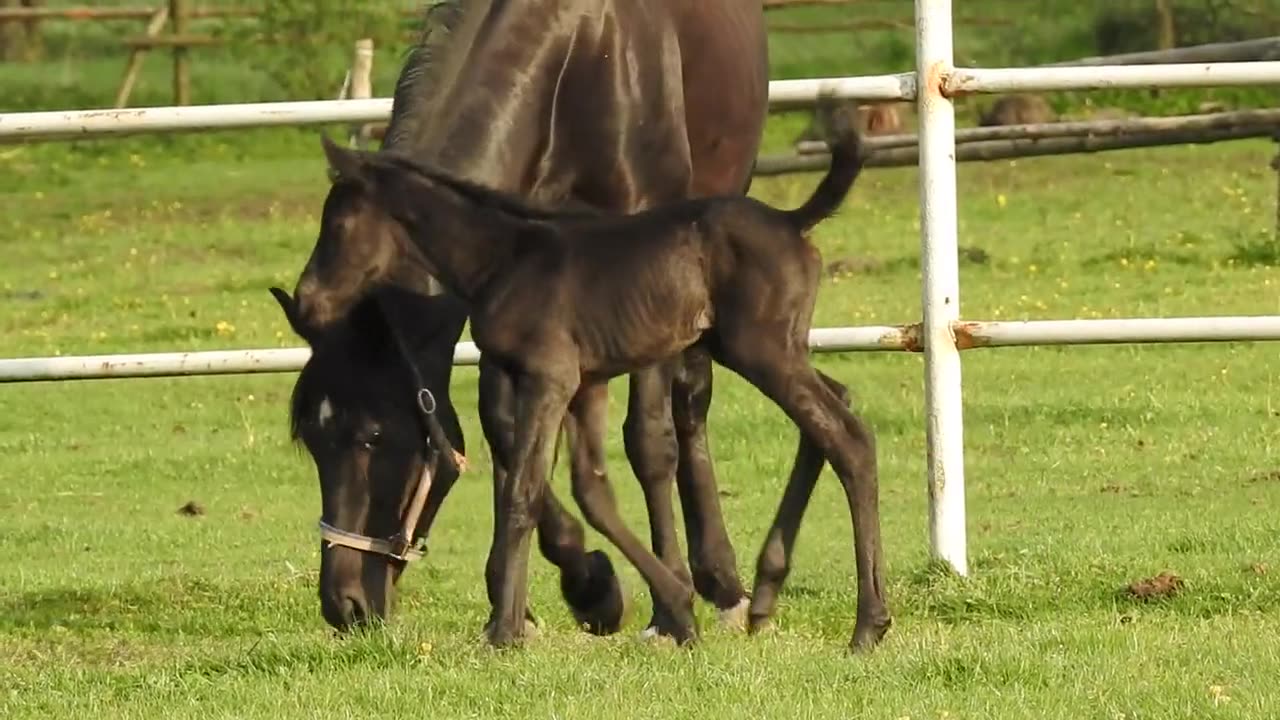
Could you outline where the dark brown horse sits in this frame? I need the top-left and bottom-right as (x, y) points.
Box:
(292, 107), (891, 651)
(272, 0), (769, 640)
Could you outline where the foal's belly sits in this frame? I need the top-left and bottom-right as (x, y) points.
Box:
(572, 249), (712, 378)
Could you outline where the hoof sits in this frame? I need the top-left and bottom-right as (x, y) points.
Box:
(642, 601), (699, 646)
(716, 597), (750, 632)
(849, 616), (892, 652)
(482, 616), (539, 648)
(747, 613), (776, 636)
(746, 590), (778, 635)
(565, 550), (626, 635)
(638, 625), (678, 647)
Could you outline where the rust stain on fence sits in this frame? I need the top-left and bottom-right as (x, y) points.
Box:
(952, 322), (990, 350)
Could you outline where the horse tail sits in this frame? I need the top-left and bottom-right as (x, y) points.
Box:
(785, 103), (870, 232)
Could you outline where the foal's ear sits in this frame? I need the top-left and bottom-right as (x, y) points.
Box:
(268, 286), (316, 345)
(320, 134), (371, 187)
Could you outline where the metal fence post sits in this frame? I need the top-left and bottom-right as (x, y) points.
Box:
(915, 0), (968, 575)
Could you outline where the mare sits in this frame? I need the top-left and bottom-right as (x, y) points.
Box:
(271, 0), (770, 641)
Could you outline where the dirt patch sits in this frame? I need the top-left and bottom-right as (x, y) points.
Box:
(177, 501), (206, 517)
(825, 255), (885, 277)
(1125, 571), (1184, 601)
(1248, 562), (1269, 576)
(1248, 469), (1280, 484)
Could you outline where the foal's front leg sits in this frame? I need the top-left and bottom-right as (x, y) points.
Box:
(478, 359), (624, 636)
(484, 368), (577, 648)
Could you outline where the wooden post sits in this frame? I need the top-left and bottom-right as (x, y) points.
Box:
(1271, 135), (1279, 241)
(114, 6), (170, 108)
(1154, 0), (1176, 51)
(348, 38), (374, 147)
(170, 0), (189, 105)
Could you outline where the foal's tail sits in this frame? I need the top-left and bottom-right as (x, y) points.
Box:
(785, 103), (871, 232)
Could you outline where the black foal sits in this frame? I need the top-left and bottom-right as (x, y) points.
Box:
(292, 114), (891, 652)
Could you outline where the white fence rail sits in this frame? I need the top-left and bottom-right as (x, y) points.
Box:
(2, 0), (1279, 576)
(0, 76), (915, 141)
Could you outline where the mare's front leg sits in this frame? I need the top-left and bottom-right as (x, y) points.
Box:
(671, 345), (750, 626)
(484, 365), (578, 647)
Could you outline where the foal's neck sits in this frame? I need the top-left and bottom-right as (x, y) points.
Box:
(398, 184), (528, 302)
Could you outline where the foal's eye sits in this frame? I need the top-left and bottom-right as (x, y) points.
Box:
(359, 431), (383, 450)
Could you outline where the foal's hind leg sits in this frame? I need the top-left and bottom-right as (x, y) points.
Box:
(671, 346), (750, 626)
(745, 371), (846, 633)
(715, 341), (891, 651)
(478, 358), (624, 637)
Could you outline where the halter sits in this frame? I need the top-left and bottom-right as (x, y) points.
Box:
(317, 299), (465, 563)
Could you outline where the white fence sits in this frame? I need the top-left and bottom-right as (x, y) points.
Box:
(2, 0), (1280, 576)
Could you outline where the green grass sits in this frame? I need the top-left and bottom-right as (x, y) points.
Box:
(3, 4), (1280, 718)
(3, 134), (1279, 718)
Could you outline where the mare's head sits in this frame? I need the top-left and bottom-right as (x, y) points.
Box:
(271, 284), (468, 632)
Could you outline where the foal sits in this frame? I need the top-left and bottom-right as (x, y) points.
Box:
(292, 118), (891, 652)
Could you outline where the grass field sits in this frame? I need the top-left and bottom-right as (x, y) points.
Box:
(4, 3), (1280, 719)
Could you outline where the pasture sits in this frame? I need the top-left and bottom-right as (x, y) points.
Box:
(4, 132), (1279, 718)
(4, 2), (1280, 718)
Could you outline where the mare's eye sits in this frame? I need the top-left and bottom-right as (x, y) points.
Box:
(359, 430), (383, 450)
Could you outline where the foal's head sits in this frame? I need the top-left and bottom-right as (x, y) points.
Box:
(292, 137), (431, 330)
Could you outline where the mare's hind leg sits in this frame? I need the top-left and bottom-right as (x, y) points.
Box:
(575, 380), (699, 643)
(478, 358), (624, 636)
(714, 339), (891, 652)
(671, 346), (750, 626)
(622, 362), (698, 637)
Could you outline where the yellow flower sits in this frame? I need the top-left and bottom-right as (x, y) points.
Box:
(215, 320), (236, 337)
(996, 193), (1008, 208)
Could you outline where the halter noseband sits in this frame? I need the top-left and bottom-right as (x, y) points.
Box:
(316, 300), (464, 564)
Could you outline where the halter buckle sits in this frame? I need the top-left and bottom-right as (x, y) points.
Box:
(416, 387), (437, 415)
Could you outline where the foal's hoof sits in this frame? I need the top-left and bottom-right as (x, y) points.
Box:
(641, 602), (699, 646)
(716, 597), (751, 632)
(746, 591), (779, 635)
(564, 550), (626, 636)
(849, 616), (892, 653)
(482, 616), (540, 649)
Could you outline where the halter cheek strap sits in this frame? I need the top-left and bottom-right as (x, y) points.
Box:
(314, 297), (467, 563)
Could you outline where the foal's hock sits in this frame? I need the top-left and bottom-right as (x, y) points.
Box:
(297, 112), (891, 651)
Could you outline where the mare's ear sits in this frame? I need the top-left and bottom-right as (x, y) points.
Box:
(268, 286), (317, 345)
(320, 134), (372, 188)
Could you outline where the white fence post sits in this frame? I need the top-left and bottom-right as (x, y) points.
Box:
(915, 0), (968, 576)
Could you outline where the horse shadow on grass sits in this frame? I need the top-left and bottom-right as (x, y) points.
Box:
(0, 574), (313, 637)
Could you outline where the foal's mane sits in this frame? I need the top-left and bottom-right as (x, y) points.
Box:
(371, 150), (607, 224)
